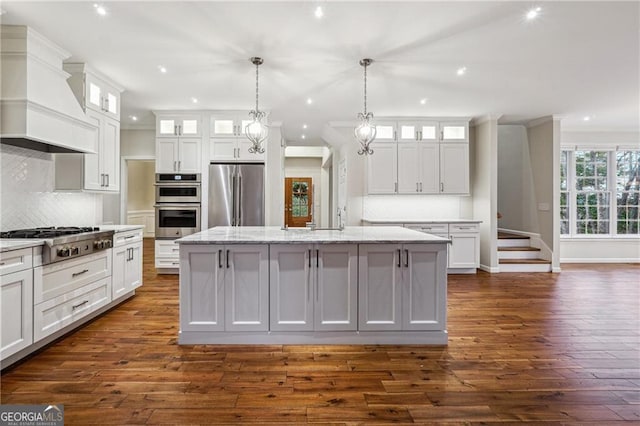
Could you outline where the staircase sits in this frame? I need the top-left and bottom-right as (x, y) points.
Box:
(498, 232), (551, 272)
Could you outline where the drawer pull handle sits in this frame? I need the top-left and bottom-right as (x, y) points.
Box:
(72, 269), (89, 277)
(72, 300), (89, 310)
(172, 262), (179, 266)
(457, 227), (471, 230)
(0, 262), (5, 266)
(124, 235), (136, 240)
(172, 248), (180, 252)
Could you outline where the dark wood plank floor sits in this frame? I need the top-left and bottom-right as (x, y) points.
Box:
(2, 238), (639, 424)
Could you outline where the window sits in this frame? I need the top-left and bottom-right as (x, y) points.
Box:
(616, 150), (640, 234)
(562, 148), (640, 237)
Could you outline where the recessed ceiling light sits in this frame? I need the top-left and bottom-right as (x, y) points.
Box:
(93, 3), (107, 16)
(191, 97), (198, 104)
(306, 98), (313, 105)
(158, 65), (167, 73)
(526, 6), (541, 20)
(314, 6), (324, 19)
(301, 134), (306, 139)
(302, 124), (308, 129)
(456, 67), (467, 76)
(129, 115), (138, 121)
(583, 116), (591, 122)
(420, 98), (428, 105)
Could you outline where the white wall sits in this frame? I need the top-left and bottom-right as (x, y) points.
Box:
(120, 129), (155, 157)
(265, 126), (284, 226)
(559, 129), (640, 263)
(363, 196), (473, 220)
(497, 125), (538, 233)
(472, 118), (499, 272)
(0, 144), (102, 230)
(127, 160), (155, 211)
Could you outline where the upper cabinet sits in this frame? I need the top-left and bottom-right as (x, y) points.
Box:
(210, 114), (266, 162)
(64, 63), (122, 121)
(55, 63), (122, 192)
(211, 113), (253, 138)
(366, 118), (470, 195)
(156, 114), (202, 138)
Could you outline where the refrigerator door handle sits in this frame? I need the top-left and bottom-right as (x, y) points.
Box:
(231, 175), (237, 226)
(238, 175), (242, 225)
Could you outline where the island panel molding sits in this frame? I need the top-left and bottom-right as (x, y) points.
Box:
(177, 226), (449, 345)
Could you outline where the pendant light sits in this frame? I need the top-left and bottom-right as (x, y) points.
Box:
(354, 58), (376, 155)
(245, 57), (268, 154)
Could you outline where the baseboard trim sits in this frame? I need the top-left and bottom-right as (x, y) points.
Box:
(560, 258), (640, 264)
(479, 264), (500, 273)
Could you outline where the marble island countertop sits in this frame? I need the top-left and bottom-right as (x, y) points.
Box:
(99, 224), (144, 233)
(176, 226), (451, 245)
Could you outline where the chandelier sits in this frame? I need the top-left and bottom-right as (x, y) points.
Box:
(354, 58), (376, 155)
(245, 57), (268, 154)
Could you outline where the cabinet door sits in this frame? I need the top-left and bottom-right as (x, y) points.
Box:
(373, 121), (397, 142)
(85, 73), (103, 114)
(211, 117), (238, 137)
(102, 116), (120, 191)
(440, 121), (469, 143)
(402, 244), (447, 331)
(315, 245), (357, 331)
(397, 143), (420, 193)
(103, 87), (120, 119)
(126, 242), (143, 291)
(237, 139), (266, 161)
(112, 245), (128, 300)
(367, 142), (398, 194)
(156, 139), (178, 173)
(83, 110), (102, 190)
(440, 143), (469, 194)
(418, 144), (440, 193)
(1, 269), (33, 360)
(397, 121), (419, 142)
(210, 138), (237, 161)
(180, 247), (225, 331)
(269, 245), (313, 331)
(448, 233), (479, 268)
(225, 245), (269, 331)
(358, 244), (402, 331)
(157, 117), (178, 137)
(178, 138), (201, 173)
(179, 116), (201, 137)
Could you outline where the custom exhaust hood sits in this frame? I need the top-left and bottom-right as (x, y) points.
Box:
(0, 25), (97, 154)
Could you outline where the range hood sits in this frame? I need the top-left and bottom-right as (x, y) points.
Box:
(0, 25), (97, 154)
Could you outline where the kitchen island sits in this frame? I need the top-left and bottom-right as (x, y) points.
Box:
(176, 226), (449, 344)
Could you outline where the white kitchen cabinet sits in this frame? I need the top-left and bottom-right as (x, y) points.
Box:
(155, 239), (180, 270)
(269, 244), (357, 332)
(448, 223), (480, 269)
(359, 243), (446, 331)
(439, 143), (469, 194)
(112, 229), (143, 300)
(397, 142), (439, 194)
(1, 267), (33, 360)
(156, 137), (201, 173)
(367, 142), (398, 194)
(211, 114), (254, 138)
(440, 121), (469, 143)
(64, 63), (122, 121)
(372, 120), (398, 142)
(210, 138), (265, 162)
(397, 120), (438, 142)
(156, 114), (202, 137)
(180, 244), (269, 332)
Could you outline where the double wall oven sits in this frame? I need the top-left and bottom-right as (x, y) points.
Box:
(154, 174), (201, 239)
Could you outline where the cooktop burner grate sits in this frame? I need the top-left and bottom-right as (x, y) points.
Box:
(1, 226), (100, 239)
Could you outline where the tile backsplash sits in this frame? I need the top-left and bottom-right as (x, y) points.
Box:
(0, 144), (102, 231)
(363, 195), (473, 221)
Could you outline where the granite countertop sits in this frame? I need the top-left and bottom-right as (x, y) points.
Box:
(0, 239), (45, 252)
(176, 226), (451, 245)
(362, 218), (482, 224)
(99, 224), (145, 233)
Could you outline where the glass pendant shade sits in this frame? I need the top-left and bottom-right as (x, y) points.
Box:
(246, 57), (267, 154)
(355, 58), (376, 155)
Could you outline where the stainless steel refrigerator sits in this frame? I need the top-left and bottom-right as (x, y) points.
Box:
(208, 163), (265, 226)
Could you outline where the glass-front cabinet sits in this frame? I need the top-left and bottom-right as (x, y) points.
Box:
(211, 114), (254, 138)
(397, 120), (439, 142)
(156, 114), (201, 137)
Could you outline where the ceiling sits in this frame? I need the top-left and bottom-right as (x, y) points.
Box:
(2, 1), (638, 145)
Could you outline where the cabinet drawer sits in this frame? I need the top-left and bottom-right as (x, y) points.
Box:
(155, 240), (180, 257)
(449, 223), (479, 233)
(35, 251), (111, 304)
(114, 230), (143, 247)
(0, 247), (33, 276)
(34, 277), (111, 342)
(155, 257), (180, 268)
(406, 224), (449, 234)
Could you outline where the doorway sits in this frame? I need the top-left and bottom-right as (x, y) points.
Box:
(284, 177), (313, 227)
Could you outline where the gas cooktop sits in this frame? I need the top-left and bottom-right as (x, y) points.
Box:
(1, 226), (100, 239)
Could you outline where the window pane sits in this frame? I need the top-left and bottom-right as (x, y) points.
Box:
(560, 151), (568, 190)
(616, 150), (640, 234)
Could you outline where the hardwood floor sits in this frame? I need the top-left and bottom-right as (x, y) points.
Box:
(2, 238), (639, 424)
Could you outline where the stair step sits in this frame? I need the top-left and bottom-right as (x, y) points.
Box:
(499, 258), (549, 264)
(498, 247), (540, 251)
(498, 232), (530, 240)
(498, 238), (533, 248)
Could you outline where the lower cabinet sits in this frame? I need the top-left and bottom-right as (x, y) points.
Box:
(180, 244), (269, 332)
(359, 243), (447, 331)
(113, 230), (143, 299)
(448, 224), (480, 269)
(269, 244), (357, 331)
(1, 268), (33, 359)
(155, 239), (180, 270)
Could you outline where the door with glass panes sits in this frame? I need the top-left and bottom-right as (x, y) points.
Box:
(285, 177), (313, 227)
